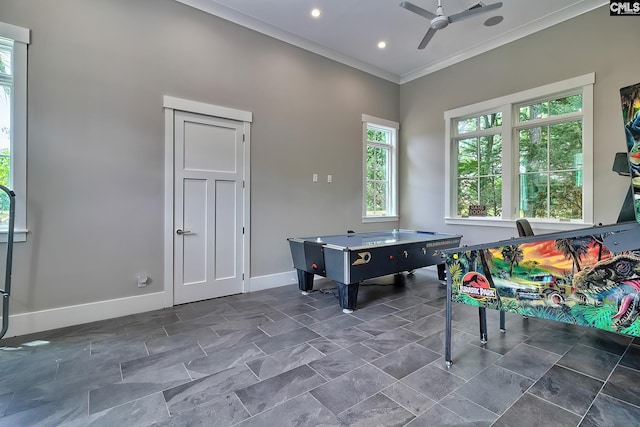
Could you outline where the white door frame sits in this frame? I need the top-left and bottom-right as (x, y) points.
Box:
(163, 96), (252, 308)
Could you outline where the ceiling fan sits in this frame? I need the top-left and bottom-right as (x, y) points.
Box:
(400, 0), (503, 49)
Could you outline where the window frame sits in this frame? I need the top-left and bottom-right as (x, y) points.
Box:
(444, 73), (594, 231)
(362, 114), (399, 223)
(0, 22), (30, 242)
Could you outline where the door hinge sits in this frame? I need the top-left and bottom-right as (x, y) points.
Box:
(242, 180), (245, 188)
(242, 227), (245, 234)
(242, 273), (245, 280)
(242, 134), (245, 142)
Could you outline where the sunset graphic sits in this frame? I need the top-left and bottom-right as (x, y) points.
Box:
(489, 238), (610, 273)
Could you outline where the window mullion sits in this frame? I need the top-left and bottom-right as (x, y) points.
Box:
(547, 124), (551, 219)
(581, 82), (594, 225)
(476, 139), (481, 185)
(515, 111), (583, 128)
(367, 141), (390, 150)
(502, 106), (513, 220)
(546, 172), (551, 220)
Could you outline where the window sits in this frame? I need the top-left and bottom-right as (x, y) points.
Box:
(362, 115), (398, 222)
(454, 112), (503, 217)
(445, 74), (594, 230)
(517, 94), (584, 220)
(0, 22), (29, 242)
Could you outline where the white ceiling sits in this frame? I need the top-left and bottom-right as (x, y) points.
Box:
(175, 0), (607, 84)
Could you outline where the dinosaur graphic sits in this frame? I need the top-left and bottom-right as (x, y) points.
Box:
(612, 279), (640, 329)
(572, 254), (640, 329)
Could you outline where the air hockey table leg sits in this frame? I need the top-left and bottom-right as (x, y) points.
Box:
(500, 311), (506, 333)
(297, 269), (314, 295)
(337, 282), (359, 314)
(437, 263), (446, 281)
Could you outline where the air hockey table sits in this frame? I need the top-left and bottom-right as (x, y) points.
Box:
(288, 229), (462, 313)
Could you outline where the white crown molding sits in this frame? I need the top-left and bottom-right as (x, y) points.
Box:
(174, 0), (608, 85)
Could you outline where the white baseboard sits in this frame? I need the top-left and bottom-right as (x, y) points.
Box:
(3, 269), (335, 339)
(248, 270), (297, 292)
(4, 292), (166, 339)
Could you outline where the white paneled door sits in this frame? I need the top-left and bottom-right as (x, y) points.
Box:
(173, 111), (245, 304)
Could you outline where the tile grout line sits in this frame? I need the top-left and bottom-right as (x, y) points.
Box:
(3, 271), (640, 426)
(576, 341), (637, 425)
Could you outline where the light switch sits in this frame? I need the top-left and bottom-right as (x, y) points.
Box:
(313, 174), (318, 182)
(327, 175), (333, 183)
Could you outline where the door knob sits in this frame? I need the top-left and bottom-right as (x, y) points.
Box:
(176, 229), (192, 235)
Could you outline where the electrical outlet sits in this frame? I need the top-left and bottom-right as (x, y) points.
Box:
(137, 275), (148, 288)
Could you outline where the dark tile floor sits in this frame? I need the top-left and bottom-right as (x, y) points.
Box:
(1, 269), (639, 426)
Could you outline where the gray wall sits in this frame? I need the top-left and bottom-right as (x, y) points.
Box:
(399, 6), (640, 245)
(0, 0), (399, 315)
(3, 1), (637, 321)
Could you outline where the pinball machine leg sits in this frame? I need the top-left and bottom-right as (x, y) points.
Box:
(445, 273), (453, 367)
(479, 307), (488, 344)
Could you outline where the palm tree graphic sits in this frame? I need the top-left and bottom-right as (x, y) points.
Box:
(501, 245), (524, 277)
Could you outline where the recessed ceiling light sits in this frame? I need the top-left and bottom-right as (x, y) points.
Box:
(484, 15), (503, 27)
(377, 41), (387, 49)
(311, 8), (321, 18)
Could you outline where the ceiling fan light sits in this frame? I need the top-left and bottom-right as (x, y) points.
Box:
(431, 15), (449, 30)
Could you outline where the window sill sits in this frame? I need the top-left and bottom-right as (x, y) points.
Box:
(445, 217), (593, 232)
(0, 229), (28, 243)
(362, 215), (399, 223)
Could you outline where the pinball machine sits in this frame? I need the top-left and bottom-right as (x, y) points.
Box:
(443, 82), (640, 366)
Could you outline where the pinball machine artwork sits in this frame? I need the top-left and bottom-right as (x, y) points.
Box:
(443, 82), (640, 366)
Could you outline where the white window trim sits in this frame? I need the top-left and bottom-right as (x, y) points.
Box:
(362, 114), (399, 223)
(0, 22), (30, 242)
(444, 73), (595, 230)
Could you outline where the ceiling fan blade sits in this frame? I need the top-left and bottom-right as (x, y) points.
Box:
(448, 2), (503, 23)
(399, 1), (437, 20)
(418, 27), (438, 49)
